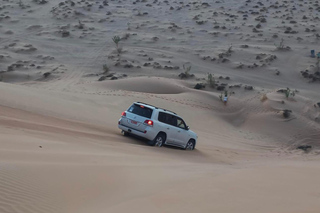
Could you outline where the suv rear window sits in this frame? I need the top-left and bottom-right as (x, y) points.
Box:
(128, 104), (153, 118)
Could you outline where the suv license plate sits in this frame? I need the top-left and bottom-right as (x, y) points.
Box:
(131, 120), (137, 124)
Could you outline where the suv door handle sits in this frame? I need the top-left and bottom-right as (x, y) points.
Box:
(167, 128), (170, 130)
(178, 131), (181, 133)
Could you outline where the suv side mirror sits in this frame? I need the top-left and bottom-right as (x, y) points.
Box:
(186, 126), (190, 130)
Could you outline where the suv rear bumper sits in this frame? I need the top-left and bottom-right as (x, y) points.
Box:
(118, 124), (156, 141)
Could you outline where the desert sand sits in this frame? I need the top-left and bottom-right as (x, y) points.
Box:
(0, 0), (320, 212)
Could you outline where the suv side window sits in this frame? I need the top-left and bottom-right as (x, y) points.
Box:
(170, 116), (177, 126)
(158, 112), (176, 126)
(158, 112), (166, 123)
(176, 117), (186, 129)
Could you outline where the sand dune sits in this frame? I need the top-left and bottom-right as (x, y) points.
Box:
(94, 77), (188, 94)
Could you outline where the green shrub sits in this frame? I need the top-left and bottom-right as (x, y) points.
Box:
(284, 87), (295, 98)
(112, 36), (121, 48)
(112, 36), (121, 55)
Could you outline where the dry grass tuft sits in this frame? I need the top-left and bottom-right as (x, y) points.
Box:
(260, 94), (268, 102)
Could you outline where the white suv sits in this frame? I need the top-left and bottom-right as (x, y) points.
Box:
(118, 102), (198, 150)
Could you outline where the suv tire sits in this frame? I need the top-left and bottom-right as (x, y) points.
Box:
(185, 139), (195, 150)
(150, 133), (166, 147)
(121, 130), (130, 136)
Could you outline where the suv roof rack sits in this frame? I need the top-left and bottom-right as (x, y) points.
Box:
(136, 102), (157, 108)
(136, 102), (177, 115)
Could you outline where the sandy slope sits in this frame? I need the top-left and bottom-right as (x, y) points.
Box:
(1, 0), (320, 213)
(1, 84), (320, 213)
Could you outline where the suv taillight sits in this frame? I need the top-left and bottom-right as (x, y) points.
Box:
(144, 120), (153, 126)
(121, 111), (126, 117)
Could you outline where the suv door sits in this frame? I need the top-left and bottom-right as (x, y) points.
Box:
(174, 117), (190, 147)
(158, 112), (177, 144)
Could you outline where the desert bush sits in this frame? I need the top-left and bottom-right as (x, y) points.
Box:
(284, 87), (295, 98)
(43, 72), (51, 78)
(112, 35), (121, 55)
(218, 44), (233, 59)
(207, 73), (215, 88)
(296, 145), (312, 152)
(244, 85), (253, 90)
(183, 63), (191, 75)
(194, 83), (205, 90)
(122, 33), (130, 40)
(98, 76), (106, 81)
(284, 88), (290, 98)
(50, 7), (58, 16)
(274, 38), (291, 50)
(226, 45), (233, 55)
(282, 109), (292, 118)
(61, 30), (70, 37)
(112, 36), (121, 47)
(33, 0), (48, 4)
(236, 63), (244, 69)
(78, 20), (84, 29)
(179, 63), (193, 79)
(275, 38), (284, 49)
(260, 93), (268, 102)
(300, 61), (320, 81)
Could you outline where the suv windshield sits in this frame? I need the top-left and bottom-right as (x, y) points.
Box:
(128, 104), (153, 118)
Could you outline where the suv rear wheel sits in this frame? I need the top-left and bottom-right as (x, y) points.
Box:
(150, 133), (166, 147)
(185, 139), (195, 150)
(121, 130), (130, 136)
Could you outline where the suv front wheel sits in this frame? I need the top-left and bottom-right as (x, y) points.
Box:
(150, 133), (166, 147)
(185, 139), (195, 150)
